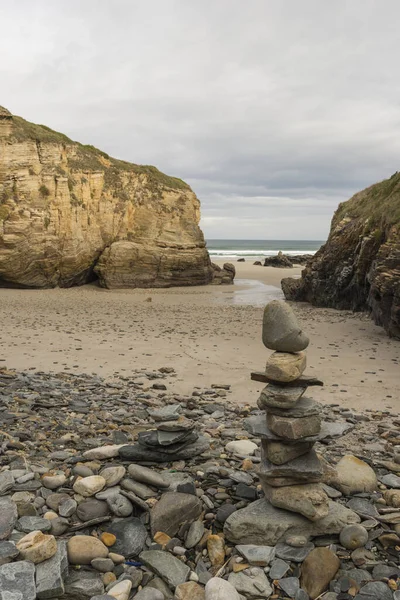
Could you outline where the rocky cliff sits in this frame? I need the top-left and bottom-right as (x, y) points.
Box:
(282, 173), (400, 339)
(0, 106), (213, 288)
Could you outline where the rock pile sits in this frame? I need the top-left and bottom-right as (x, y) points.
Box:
(258, 300), (330, 522)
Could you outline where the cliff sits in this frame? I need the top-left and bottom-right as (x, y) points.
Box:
(0, 106), (213, 288)
(282, 173), (400, 339)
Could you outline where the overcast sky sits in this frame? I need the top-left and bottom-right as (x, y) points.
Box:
(1, 0), (400, 240)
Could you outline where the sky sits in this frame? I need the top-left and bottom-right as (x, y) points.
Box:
(1, 0), (400, 240)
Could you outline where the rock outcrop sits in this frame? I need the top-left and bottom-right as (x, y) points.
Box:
(0, 106), (213, 288)
(282, 173), (400, 339)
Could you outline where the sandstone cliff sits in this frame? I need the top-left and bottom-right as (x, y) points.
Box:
(282, 173), (400, 339)
(0, 106), (213, 288)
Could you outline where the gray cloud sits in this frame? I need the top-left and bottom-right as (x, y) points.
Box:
(1, 0), (399, 239)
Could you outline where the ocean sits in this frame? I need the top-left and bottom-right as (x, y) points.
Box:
(206, 239), (324, 260)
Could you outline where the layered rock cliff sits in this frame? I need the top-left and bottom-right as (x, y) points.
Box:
(282, 173), (400, 339)
(0, 106), (213, 288)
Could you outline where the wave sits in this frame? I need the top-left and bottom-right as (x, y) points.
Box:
(208, 249), (317, 256)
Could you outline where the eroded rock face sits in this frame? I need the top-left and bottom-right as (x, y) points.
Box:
(0, 107), (213, 288)
(282, 173), (400, 339)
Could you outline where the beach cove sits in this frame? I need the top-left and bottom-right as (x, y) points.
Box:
(1, 260), (398, 412)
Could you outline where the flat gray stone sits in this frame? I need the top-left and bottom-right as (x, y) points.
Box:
(267, 397), (321, 418)
(278, 577), (300, 598)
(106, 517), (147, 557)
(228, 569), (273, 599)
(64, 570), (104, 597)
(0, 498), (17, 540)
(150, 492), (202, 537)
(262, 300), (309, 352)
(127, 464), (170, 489)
(17, 516), (52, 533)
(269, 558), (290, 579)
(262, 439), (313, 465)
(0, 560), (36, 600)
(147, 404), (182, 422)
(259, 448), (324, 486)
(140, 550), (190, 590)
(258, 383), (306, 409)
(224, 499), (360, 545)
(236, 544), (275, 566)
(245, 416), (354, 443)
(0, 541), (19, 566)
(275, 541), (314, 562)
(185, 520), (205, 549)
(121, 479), (156, 499)
(267, 412), (321, 440)
(379, 473), (400, 488)
(36, 540), (68, 599)
(138, 430), (198, 451)
(0, 471), (14, 496)
(119, 436), (209, 462)
(354, 581), (394, 600)
(157, 429), (195, 446)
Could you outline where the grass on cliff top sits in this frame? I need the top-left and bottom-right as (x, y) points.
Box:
(334, 172), (400, 231)
(9, 114), (190, 191)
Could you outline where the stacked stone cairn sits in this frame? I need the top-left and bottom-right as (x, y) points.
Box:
(256, 300), (330, 522)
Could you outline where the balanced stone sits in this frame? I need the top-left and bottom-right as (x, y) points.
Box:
(259, 449), (324, 486)
(223, 499), (360, 545)
(262, 439), (313, 465)
(266, 396), (321, 418)
(257, 383), (305, 409)
(263, 483), (330, 521)
(262, 300), (309, 352)
(267, 413), (321, 440)
(246, 415), (353, 443)
(265, 351), (306, 383)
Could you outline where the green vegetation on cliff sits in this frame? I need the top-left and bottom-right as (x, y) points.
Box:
(334, 172), (400, 232)
(9, 113), (189, 191)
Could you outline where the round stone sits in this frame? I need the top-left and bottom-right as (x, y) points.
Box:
(67, 535), (109, 565)
(41, 472), (67, 490)
(339, 524), (369, 550)
(262, 300), (309, 352)
(73, 475), (106, 497)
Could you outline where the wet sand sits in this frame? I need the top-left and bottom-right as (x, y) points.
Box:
(0, 260), (399, 411)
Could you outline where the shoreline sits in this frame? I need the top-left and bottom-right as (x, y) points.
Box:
(0, 260), (399, 412)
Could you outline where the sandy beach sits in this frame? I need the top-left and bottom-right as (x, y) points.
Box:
(0, 260), (399, 412)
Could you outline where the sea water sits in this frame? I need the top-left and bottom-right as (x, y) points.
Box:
(206, 239), (324, 260)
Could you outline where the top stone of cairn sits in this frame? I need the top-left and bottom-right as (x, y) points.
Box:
(262, 300), (309, 353)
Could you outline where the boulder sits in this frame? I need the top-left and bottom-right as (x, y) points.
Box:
(263, 251), (293, 268)
(210, 262), (235, 285)
(262, 300), (309, 352)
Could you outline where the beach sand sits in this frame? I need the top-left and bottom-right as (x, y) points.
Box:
(0, 260), (399, 412)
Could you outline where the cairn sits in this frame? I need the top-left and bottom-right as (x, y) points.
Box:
(253, 300), (330, 521)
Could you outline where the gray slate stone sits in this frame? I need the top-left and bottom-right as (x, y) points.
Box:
(0, 560), (36, 600)
(185, 520), (205, 549)
(379, 473), (400, 488)
(267, 397), (321, 418)
(127, 464), (170, 489)
(147, 404), (182, 421)
(137, 430), (198, 452)
(0, 471), (14, 496)
(269, 558), (290, 579)
(257, 383), (306, 409)
(17, 516), (52, 533)
(119, 436), (209, 462)
(76, 499), (109, 522)
(279, 577), (300, 598)
(275, 541), (314, 562)
(64, 570), (104, 598)
(150, 492), (202, 537)
(0, 541), (19, 566)
(259, 448), (323, 485)
(236, 544), (275, 566)
(36, 540), (68, 599)
(121, 479), (156, 499)
(262, 300), (309, 352)
(224, 499), (360, 545)
(133, 588), (164, 600)
(245, 416), (354, 443)
(0, 498), (18, 540)
(354, 581), (394, 600)
(228, 568), (273, 599)
(139, 550), (190, 590)
(106, 517), (147, 557)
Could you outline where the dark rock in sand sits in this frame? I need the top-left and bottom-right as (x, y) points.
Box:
(263, 251), (293, 268)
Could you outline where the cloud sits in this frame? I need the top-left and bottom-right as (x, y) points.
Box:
(1, 0), (399, 239)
